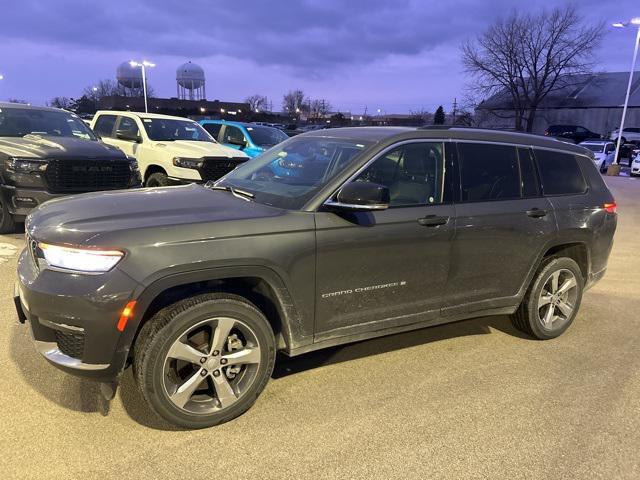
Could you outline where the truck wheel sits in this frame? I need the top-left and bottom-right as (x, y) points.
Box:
(145, 172), (170, 187)
(134, 293), (276, 429)
(511, 257), (583, 340)
(0, 197), (16, 234)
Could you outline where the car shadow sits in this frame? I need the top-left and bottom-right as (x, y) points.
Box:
(9, 311), (530, 431)
(271, 314), (530, 379)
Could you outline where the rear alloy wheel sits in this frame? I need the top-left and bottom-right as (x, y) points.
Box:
(0, 197), (16, 234)
(145, 172), (170, 187)
(511, 257), (583, 339)
(134, 293), (275, 429)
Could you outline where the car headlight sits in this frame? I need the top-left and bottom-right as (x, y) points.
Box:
(173, 157), (203, 169)
(39, 242), (124, 273)
(127, 157), (139, 172)
(6, 157), (48, 173)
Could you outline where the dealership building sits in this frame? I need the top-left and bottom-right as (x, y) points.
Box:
(475, 72), (640, 136)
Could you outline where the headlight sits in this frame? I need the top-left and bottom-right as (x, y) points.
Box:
(173, 157), (203, 169)
(5, 157), (48, 173)
(127, 157), (139, 172)
(39, 242), (124, 273)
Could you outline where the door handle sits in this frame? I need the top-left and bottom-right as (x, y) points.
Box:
(417, 215), (449, 227)
(526, 208), (548, 218)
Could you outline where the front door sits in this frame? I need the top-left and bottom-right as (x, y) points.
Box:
(314, 141), (454, 341)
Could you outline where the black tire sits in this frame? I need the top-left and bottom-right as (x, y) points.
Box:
(511, 257), (584, 340)
(134, 293), (276, 429)
(145, 171), (170, 187)
(0, 196), (16, 234)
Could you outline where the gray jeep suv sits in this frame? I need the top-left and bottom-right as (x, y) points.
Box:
(14, 127), (617, 429)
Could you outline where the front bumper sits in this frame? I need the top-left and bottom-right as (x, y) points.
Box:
(1, 184), (64, 218)
(15, 248), (142, 382)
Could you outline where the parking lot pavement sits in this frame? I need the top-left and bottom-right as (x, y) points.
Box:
(1, 176), (639, 480)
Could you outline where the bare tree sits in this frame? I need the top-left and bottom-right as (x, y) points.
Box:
(7, 98), (29, 104)
(309, 99), (332, 118)
(49, 96), (72, 109)
(245, 94), (268, 112)
(461, 7), (603, 131)
(282, 89), (307, 114)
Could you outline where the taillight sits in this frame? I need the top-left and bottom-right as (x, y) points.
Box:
(603, 202), (617, 214)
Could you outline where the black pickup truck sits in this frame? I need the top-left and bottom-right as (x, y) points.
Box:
(0, 102), (141, 232)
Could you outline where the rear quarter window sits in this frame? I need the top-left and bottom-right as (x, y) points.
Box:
(534, 149), (587, 196)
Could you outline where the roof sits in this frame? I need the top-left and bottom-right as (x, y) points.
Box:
(478, 72), (640, 110)
(0, 102), (62, 112)
(302, 126), (589, 155)
(94, 110), (198, 121)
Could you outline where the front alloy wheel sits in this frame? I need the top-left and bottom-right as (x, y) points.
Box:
(163, 317), (262, 414)
(134, 293), (276, 429)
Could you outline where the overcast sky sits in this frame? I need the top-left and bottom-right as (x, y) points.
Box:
(0, 0), (638, 113)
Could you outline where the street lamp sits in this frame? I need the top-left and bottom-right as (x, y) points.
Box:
(609, 18), (640, 175)
(129, 60), (155, 113)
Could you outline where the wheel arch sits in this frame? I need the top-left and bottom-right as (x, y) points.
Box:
(143, 164), (167, 183)
(120, 266), (305, 361)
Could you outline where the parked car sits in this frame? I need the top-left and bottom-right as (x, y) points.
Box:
(579, 140), (616, 173)
(544, 125), (601, 144)
(15, 127), (617, 429)
(199, 120), (289, 158)
(0, 102), (141, 233)
(609, 126), (640, 144)
(91, 111), (248, 187)
(631, 152), (640, 177)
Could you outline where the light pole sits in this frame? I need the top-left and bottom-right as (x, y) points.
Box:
(608, 18), (640, 176)
(129, 60), (155, 113)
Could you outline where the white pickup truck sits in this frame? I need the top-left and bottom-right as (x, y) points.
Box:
(91, 111), (248, 187)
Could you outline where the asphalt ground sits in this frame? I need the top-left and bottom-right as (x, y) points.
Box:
(1, 175), (638, 479)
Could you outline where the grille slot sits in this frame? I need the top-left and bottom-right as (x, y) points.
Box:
(55, 330), (85, 359)
(199, 157), (248, 182)
(44, 159), (132, 193)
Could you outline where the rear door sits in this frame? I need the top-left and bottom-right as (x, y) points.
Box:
(201, 122), (223, 142)
(443, 142), (556, 315)
(92, 114), (118, 145)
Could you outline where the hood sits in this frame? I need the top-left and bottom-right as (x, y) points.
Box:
(26, 183), (285, 246)
(153, 140), (248, 158)
(0, 135), (125, 159)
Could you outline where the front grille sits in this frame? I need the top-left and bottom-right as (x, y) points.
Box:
(199, 157), (248, 182)
(44, 159), (132, 193)
(55, 330), (85, 359)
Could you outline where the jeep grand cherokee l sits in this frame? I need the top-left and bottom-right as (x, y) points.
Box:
(14, 127), (617, 429)
(0, 102), (141, 233)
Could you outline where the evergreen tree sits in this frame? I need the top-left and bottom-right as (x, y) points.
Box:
(434, 105), (446, 125)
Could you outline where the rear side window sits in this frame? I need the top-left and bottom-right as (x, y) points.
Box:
(93, 115), (117, 137)
(534, 149), (587, 196)
(202, 123), (222, 139)
(458, 143), (521, 202)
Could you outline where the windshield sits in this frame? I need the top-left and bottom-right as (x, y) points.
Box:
(0, 107), (96, 140)
(217, 136), (373, 209)
(581, 144), (604, 153)
(142, 118), (214, 142)
(245, 125), (288, 147)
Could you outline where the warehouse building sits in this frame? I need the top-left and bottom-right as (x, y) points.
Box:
(475, 72), (640, 136)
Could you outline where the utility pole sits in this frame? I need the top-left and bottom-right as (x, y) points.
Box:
(452, 97), (458, 125)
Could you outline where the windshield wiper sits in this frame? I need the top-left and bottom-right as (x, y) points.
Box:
(204, 182), (254, 201)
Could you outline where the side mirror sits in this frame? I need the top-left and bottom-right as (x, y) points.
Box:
(325, 182), (390, 211)
(116, 129), (141, 142)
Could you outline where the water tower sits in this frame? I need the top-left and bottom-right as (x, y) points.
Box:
(177, 61), (206, 100)
(116, 61), (143, 95)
